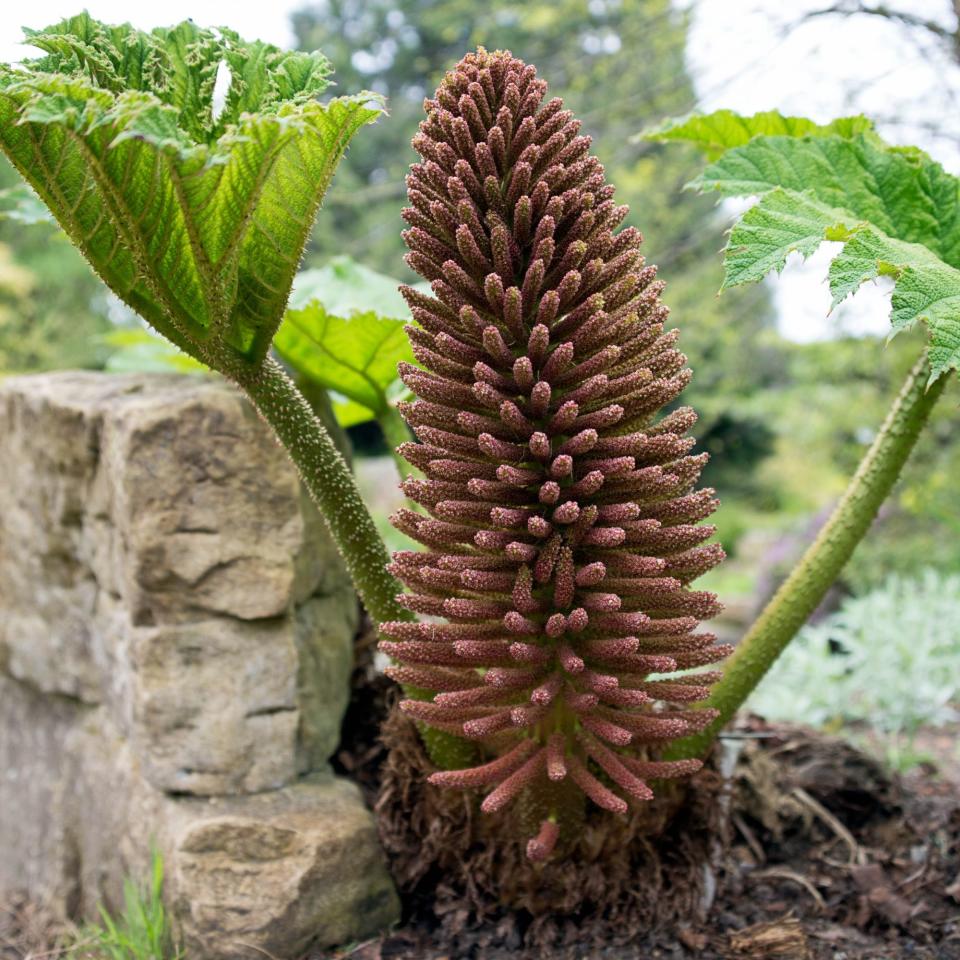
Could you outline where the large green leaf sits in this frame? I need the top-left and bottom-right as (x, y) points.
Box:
(719, 187), (856, 288)
(643, 109), (960, 383)
(640, 109), (875, 159)
(290, 255), (412, 316)
(0, 13), (381, 368)
(723, 188), (960, 381)
(694, 134), (960, 267)
(276, 257), (415, 425)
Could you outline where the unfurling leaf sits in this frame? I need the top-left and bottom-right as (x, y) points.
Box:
(0, 13), (381, 369)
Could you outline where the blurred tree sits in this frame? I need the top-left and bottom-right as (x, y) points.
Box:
(784, 2), (960, 159)
(0, 158), (112, 372)
(292, 0), (781, 492)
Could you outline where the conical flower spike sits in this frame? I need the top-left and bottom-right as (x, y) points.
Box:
(380, 48), (731, 859)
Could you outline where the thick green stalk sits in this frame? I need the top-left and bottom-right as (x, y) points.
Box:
(669, 350), (947, 760)
(379, 403), (416, 481)
(294, 374), (353, 464)
(237, 355), (409, 626)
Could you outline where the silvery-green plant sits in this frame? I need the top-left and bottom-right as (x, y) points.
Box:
(750, 570), (960, 736)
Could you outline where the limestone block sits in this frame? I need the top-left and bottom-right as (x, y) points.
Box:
(127, 616), (300, 795)
(166, 778), (399, 959)
(0, 372), (399, 956)
(69, 707), (399, 960)
(99, 600), (355, 797)
(0, 374), (115, 699)
(295, 592), (359, 774)
(91, 599), (355, 797)
(0, 372), (357, 793)
(88, 380), (345, 624)
(0, 677), (400, 958)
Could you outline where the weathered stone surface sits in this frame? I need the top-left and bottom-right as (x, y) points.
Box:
(0, 371), (400, 956)
(295, 592), (358, 774)
(166, 777), (399, 958)
(0, 372), (356, 794)
(0, 678), (399, 958)
(88, 381), (344, 624)
(93, 596), (355, 795)
(0, 375), (111, 700)
(128, 616), (300, 795)
(0, 675), (82, 914)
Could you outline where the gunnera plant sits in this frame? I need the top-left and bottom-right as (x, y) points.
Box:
(381, 49), (730, 859)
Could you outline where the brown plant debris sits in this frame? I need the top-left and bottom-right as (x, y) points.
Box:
(0, 894), (70, 960)
(341, 714), (960, 960)
(727, 916), (810, 959)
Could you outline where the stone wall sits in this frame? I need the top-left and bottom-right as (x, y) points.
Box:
(0, 372), (399, 958)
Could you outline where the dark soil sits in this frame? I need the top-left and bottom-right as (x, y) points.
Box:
(0, 894), (71, 959)
(324, 639), (960, 960)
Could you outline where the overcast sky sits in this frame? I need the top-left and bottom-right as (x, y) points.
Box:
(1, 0), (956, 342)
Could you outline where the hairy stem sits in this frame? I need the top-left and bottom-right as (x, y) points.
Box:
(669, 350), (947, 759)
(379, 403), (416, 481)
(294, 374), (353, 463)
(237, 355), (408, 625)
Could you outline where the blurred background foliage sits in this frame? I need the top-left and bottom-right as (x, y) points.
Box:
(0, 161), (111, 371)
(0, 0), (958, 758)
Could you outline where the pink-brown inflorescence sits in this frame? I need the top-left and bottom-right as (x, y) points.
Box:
(381, 48), (730, 857)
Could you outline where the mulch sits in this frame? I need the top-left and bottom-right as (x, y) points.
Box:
(325, 623), (960, 960)
(0, 895), (71, 959)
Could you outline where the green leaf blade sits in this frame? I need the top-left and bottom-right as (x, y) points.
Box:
(829, 230), (960, 382)
(647, 107), (960, 383)
(696, 134), (960, 266)
(723, 189), (960, 382)
(289, 255), (412, 316)
(275, 301), (413, 417)
(721, 188), (856, 289)
(226, 95), (381, 362)
(275, 256), (415, 426)
(640, 109), (875, 159)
